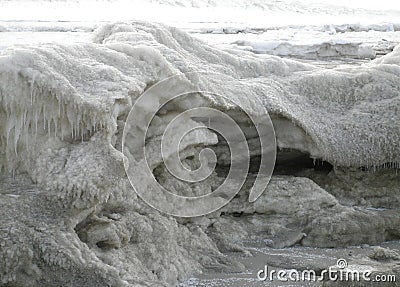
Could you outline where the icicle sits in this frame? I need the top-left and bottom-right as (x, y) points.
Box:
(6, 114), (14, 147)
(77, 116), (80, 141)
(43, 105), (46, 131)
(30, 86), (34, 105)
(54, 118), (57, 138)
(24, 110), (29, 145)
(34, 110), (38, 139)
(22, 109), (27, 136)
(14, 117), (21, 155)
(61, 120), (64, 141)
(47, 118), (50, 136)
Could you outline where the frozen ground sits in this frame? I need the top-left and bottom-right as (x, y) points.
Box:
(1, 1), (400, 287)
(1, 0), (400, 62)
(180, 241), (400, 287)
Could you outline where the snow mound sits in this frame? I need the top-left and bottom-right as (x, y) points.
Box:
(323, 23), (400, 33)
(0, 21), (399, 175)
(233, 39), (376, 59)
(94, 22), (400, 167)
(0, 21), (399, 286)
(0, 22), (398, 210)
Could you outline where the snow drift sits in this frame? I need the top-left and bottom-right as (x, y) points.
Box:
(233, 39), (376, 59)
(1, 21), (399, 171)
(0, 21), (399, 286)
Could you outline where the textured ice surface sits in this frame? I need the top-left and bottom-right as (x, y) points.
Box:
(95, 22), (400, 167)
(2, 0), (400, 61)
(180, 242), (400, 287)
(0, 20), (399, 286)
(193, 27), (400, 62)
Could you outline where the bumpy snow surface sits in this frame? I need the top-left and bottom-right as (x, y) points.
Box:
(0, 21), (399, 286)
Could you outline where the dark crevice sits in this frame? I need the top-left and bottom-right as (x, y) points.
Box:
(96, 240), (116, 251)
(273, 148), (333, 176)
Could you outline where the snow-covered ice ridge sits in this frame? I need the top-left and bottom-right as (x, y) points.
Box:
(2, 22), (400, 62)
(0, 21), (399, 286)
(2, 0), (400, 61)
(193, 23), (400, 61)
(1, 21), (399, 172)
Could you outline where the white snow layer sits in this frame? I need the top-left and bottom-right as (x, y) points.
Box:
(0, 21), (400, 286)
(232, 39), (376, 59)
(2, 0), (400, 61)
(1, 0), (400, 28)
(0, 21), (399, 173)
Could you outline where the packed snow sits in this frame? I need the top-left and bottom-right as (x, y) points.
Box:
(0, 1), (400, 287)
(1, 0), (400, 60)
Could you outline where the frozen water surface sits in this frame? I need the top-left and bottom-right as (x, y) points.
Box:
(180, 241), (400, 287)
(1, 0), (400, 62)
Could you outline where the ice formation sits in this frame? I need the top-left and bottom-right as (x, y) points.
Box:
(93, 22), (400, 167)
(0, 21), (399, 286)
(233, 39), (376, 59)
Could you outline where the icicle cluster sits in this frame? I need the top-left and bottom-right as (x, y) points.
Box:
(0, 71), (110, 174)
